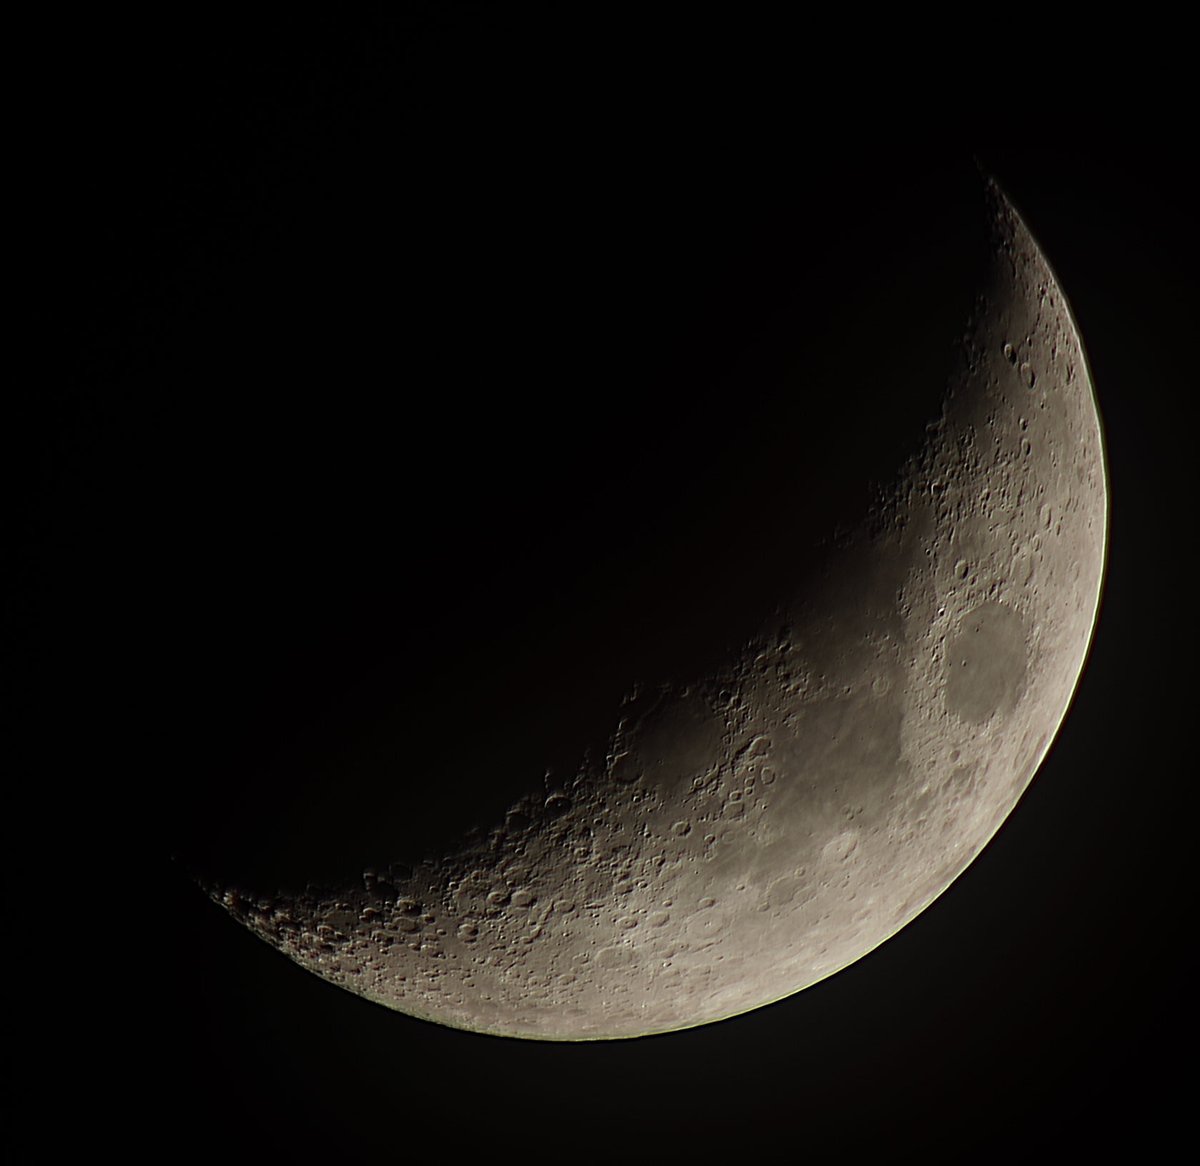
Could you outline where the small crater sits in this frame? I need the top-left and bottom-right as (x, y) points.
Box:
(765, 873), (802, 908)
(544, 793), (572, 817)
(595, 945), (635, 969)
(822, 831), (859, 864)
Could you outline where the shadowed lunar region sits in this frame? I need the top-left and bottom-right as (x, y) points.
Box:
(212, 181), (1107, 1039)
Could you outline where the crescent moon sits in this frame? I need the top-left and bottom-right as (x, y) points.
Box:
(211, 179), (1107, 1040)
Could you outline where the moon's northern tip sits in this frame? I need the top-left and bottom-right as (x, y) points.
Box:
(210, 180), (1107, 1040)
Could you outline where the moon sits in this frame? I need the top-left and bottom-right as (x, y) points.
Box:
(211, 180), (1107, 1040)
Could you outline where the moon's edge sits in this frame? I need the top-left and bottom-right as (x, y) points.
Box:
(203, 181), (1111, 1044)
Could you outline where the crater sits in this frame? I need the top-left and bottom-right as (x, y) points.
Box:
(610, 690), (725, 795)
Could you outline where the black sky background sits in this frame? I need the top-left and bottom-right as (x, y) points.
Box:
(15, 10), (1195, 1161)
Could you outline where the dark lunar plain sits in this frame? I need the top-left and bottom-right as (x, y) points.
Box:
(13, 9), (1195, 1161)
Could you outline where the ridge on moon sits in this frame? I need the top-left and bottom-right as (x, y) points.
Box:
(211, 181), (1107, 1040)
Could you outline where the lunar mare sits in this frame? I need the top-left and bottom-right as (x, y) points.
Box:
(215, 184), (1107, 1039)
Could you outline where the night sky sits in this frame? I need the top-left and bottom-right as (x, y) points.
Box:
(16, 11), (1193, 1160)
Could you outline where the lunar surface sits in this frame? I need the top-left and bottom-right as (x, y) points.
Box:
(213, 182), (1107, 1039)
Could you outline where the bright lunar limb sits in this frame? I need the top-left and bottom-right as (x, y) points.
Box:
(213, 181), (1107, 1039)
